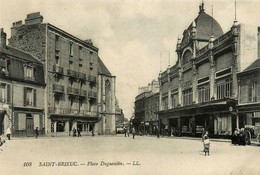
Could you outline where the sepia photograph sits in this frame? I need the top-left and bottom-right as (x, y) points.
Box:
(0, 0), (260, 174)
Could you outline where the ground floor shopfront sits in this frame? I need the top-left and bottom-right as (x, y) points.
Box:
(144, 121), (159, 135)
(47, 114), (100, 136)
(157, 99), (238, 138)
(0, 105), (44, 137)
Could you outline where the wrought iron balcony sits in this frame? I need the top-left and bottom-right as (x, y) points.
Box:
(48, 107), (79, 115)
(78, 72), (86, 81)
(67, 69), (78, 78)
(88, 75), (96, 84)
(53, 65), (63, 74)
(67, 87), (79, 96)
(88, 91), (97, 98)
(79, 110), (97, 117)
(48, 107), (97, 117)
(53, 84), (64, 94)
(79, 89), (87, 97)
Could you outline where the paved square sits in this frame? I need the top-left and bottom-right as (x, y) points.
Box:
(0, 135), (259, 175)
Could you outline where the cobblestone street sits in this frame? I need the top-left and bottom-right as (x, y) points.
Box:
(0, 135), (259, 175)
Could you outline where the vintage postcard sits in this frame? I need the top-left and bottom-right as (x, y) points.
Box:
(0, 0), (260, 175)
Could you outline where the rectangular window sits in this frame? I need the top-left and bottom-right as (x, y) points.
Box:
(182, 89), (193, 106)
(55, 35), (60, 51)
(69, 42), (73, 56)
(198, 85), (210, 103)
(24, 65), (34, 80)
(24, 87), (36, 106)
(257, 83), (260, 102)
(171, 94), (178, 108)
(162, 96), (168, 110)
(217, 78), (232, 100)
(248, 82), (257, 102)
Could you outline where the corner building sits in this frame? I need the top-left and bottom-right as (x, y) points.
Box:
(157, 3), (259, 137)
(9, 12), (116, 135)
(0, 28), (45, 137)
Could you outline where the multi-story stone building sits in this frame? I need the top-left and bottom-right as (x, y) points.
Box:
(0, 28), (45, 137)
(145, 92), (159, 135)
(134, 80), (159, 134)
(237, 59), (260, 127)
(8, 12), (116, 135)
(157, 3), (259, 137)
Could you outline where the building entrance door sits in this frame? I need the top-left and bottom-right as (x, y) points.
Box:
(26, 117), (34, 136)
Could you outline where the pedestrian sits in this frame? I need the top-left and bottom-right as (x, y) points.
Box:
(232, 128), (239, 145)
(123, 126), (127, 137)
(73, 127), (76, 137)
(238, 128), (246, 146)
(132, 128), (136, 139)
(6, 127), (11, 140)
(157, 127), (160, 138)
(127, 128), (130, 137)
(203, 135), (210, 156)
(35, 127), (39, 139)
(92, 128), (95, 136)
(77, 127), (81, 137)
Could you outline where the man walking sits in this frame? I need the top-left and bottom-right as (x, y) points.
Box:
(132, 127), (136, 139)
(77, 127), (81, 137)
(35, 127), (39, 139)
(6, 127), (11, 140)
(124, 126), (127, 137)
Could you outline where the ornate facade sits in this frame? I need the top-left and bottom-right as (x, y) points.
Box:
(157, 3), (259, 137)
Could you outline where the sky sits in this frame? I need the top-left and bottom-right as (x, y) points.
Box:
(1, 0), (260, 119)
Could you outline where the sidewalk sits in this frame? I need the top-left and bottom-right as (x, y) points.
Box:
(140, 134), (260, 146)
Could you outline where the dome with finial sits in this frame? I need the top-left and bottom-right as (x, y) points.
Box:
(181, 2), (223, 43)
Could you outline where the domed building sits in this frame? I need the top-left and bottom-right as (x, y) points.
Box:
(157, 2), (260, 137)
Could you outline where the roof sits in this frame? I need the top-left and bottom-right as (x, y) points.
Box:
(182, 4), (223, 42)
(0, 45), (42, 64)
(98, 56), (111, 76)
(242, 59), (260, 73)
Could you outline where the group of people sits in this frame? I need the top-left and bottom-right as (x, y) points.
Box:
(231, 128), (247, 146)
(71, 127), (95, 137)
(123, 127), (136, 139)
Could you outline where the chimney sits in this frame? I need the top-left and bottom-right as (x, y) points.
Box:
(25, 12), (43, 25)
(0, 28), (7, 48)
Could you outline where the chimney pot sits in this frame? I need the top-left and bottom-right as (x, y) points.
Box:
(0, 28), (7, 48)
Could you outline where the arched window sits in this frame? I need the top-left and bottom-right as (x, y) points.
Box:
(182, 50), (192, 65)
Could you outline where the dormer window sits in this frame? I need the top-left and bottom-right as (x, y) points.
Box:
(24, 65), (35, 80)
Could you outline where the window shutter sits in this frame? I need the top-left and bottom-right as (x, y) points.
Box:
(14, 113), (18, 130)
(33, 89), (37, 107)
(23, 65), (27, 78)
(6, 84), (11, 103)
(24, 87), (27, 106)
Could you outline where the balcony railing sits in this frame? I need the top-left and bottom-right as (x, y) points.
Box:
(48, 107), (97, 117)
(79, 89), (87, 97)
(67, 69), (78, 78)
(79, 110), (97, 117)
(53, 84), (64, 93)
(88, 75), (96, 83)
(67, 87), (79, 96)
(88, 91), (97, 98)
(53, 65), (64, 74)
(78, 72), (86, 81)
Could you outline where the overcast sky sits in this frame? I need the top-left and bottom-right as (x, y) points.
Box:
(1, 0), (260, 119)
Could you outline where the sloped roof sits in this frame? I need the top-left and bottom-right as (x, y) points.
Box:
(242, 59), (260, 73)
(98, 56), (111, 76)
(0, 46), (42, 64)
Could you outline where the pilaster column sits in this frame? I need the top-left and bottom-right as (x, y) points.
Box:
(167, 68), (172, 109)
